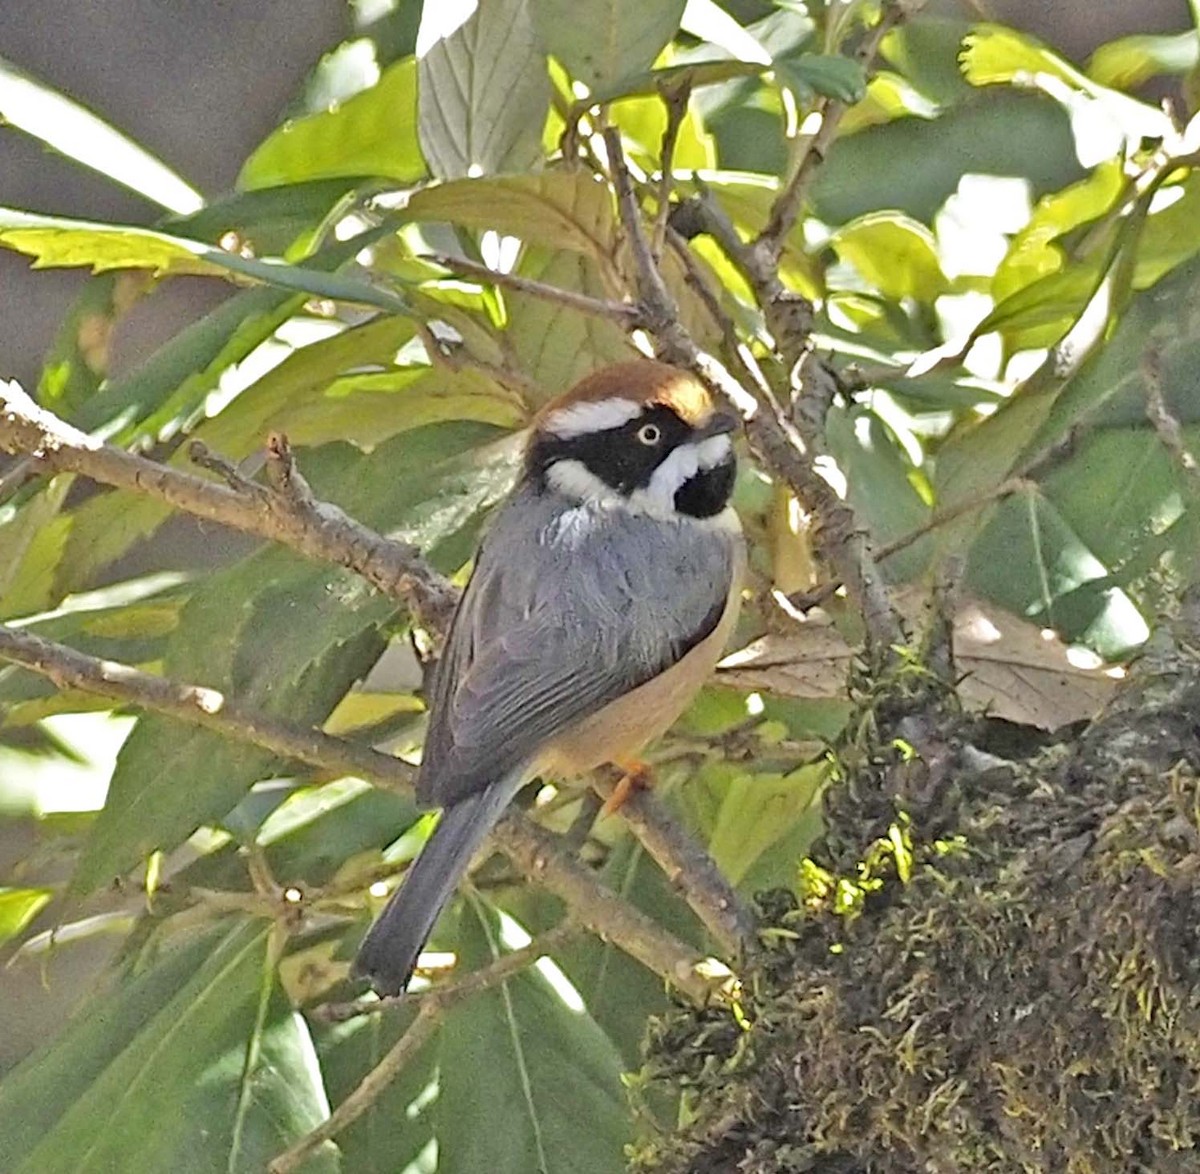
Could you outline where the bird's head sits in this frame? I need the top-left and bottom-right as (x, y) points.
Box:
(525, 360), (740, 520)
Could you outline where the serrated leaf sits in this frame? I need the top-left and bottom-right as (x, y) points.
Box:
(0, 208), (413, 314)
(506, 249), (639, 395)
(531, 0), (685, 91)
(418, 0), (550, 179)
(0, 56), (202, 215)
(437, 900), (629, 1173)
(240, 57), (425, 190)
(406, 171), (618, 257)
(827, 210), (947, 302)
(960, 23), (1087, 91)
(0, 921), (338, 1174)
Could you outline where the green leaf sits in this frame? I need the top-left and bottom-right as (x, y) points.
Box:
(71, 422), (510, 892)
(993, 158), (1124, 302)
(437, 900), (629, 1173)
(976, 254), (1109, 349)
(839, 71), (942, 135)
(240, 57), (425, 190)
(960, 23), (1087, 91)
(190, 316), (523, 457)
(0, 921), (338, 1174)
(0, 208), (413, 314)
(774, 52), (866, 104)
(313, 1007), (436, 1172)
(826, 407), (932, 581)
(583, 57), (768, 106)
(505, 249), (638, 395)
(405, 171), (618, 257)
(703, 762), (826, 887)
(531, 0), (685, 91)
(418, 0), (551, 179)
(827, 210), (948, 302)
(0, 887), (53, 943)
(75, 286), (306, 437)
(1088, 31), (1199, 91)
(0, 475), (74, 620)
(813, 89), (1081, 225)
(0, 56), (202, 215)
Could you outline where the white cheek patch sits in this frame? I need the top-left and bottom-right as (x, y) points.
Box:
(542, 398), (641, 440)
(545, 458), (622, 505)
(632, 435), (733, 515)
(545, 435), (734, 520)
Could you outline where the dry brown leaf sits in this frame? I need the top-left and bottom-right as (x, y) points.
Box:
(718, 598), (1121, 730)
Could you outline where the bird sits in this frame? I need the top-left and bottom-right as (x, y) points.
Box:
(354, 358), (745, 995)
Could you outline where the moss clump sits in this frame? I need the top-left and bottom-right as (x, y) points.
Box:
(634, 641), (1200, 1173)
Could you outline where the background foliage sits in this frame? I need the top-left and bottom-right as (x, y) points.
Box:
(3, 0), (1200, 1170)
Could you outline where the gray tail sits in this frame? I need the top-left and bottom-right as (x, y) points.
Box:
(354, 785), (514, 996)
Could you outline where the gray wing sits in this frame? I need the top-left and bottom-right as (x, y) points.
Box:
(417, 485), (735, 807)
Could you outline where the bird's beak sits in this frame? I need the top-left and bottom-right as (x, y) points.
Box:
(697, 408), (742, 438)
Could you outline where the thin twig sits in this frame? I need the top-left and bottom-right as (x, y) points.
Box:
(604, 126), (905, 654)
(592, 767), (755, 957)
(495, 809), (719, 1003)
(271, 919), (603, 1172)
(267, 1001), (442, 1174)
(0, 380), (458, 634)
(424, 252), (643, 326)
(650, 82), (691, 265)
(316, 921), (580, 1023)
(0, 621), (717, 1004)
(0, 622), (416, 788)
(1144, 342), (1200, 495)
(754, 0), (920, 265)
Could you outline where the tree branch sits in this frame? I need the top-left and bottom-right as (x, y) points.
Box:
(270, 920), (596, 1173)
(267, 1000), (442, 1174)
(424, 252), (644, 326)
(0, 622), (416, 788)
(592, 767), (754, 958)
(603, 131), (905, 653)
(316, 921), (580, 1023)
(0, 621), (719, 1005)
(754, 0), (922, 266)
(0, 380), (457, 635)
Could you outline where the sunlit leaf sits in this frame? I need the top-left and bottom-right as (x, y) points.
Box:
(531, 0), (685, 91)
(0, 208), (413, 314)
(240, 57), (425, 190)
(1087, 31), (1199, 91)
(405, 171), (618, 257)
(418, 0), (550, 179)
(0, 888), (53, 943)
(827, 211), (948, 302)
(993, 158), (1123, 302)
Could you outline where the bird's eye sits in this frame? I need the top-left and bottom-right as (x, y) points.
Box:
(636, 423), (661, 446)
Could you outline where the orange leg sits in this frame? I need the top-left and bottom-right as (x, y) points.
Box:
(600, 760), (654, 817)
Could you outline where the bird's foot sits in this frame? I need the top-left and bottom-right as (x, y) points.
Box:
(600, 760), (653, 816)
